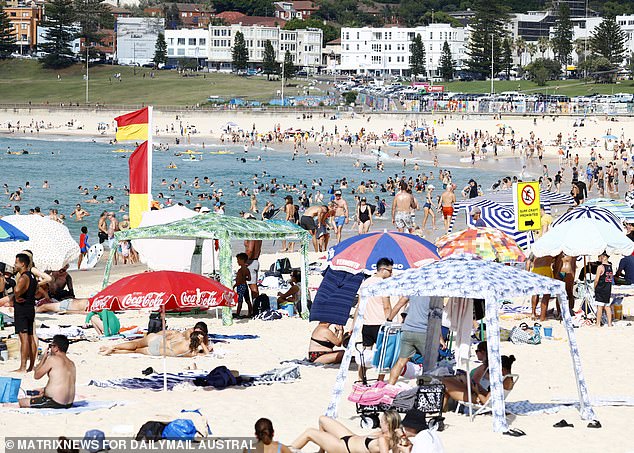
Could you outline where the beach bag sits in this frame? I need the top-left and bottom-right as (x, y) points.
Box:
(147, 312), (165, 334)
(162, 419), (198, 440)
(253, 294), (270, 315)
(194, 366), (237, 389)
(372, 326), (402, 371)
(0, 377), (20, 403)
(509, 323), (541, 345)
(271, 258), (292, 275)
(135, 421), (167, 441)
(254, 310), (283, 321)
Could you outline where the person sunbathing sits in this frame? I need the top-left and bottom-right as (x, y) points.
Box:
(36, 298), (89, 314)
(442, 344), (516, 410)
(291, 411), (401, 453)
(99, 331), (210, 357)
(308, 322), (345, 364)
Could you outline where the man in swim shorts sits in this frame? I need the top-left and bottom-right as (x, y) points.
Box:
(392, 181), (416, 233)
(332, 191), (348, 244)
(19, 335), (76, 409)
(440, 184), (456, 232)
(526, 254), (557, 321)
(300, 205), (326, 252)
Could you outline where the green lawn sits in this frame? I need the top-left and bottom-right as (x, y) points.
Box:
(0, 60), (312, 105)
(442, 79), (634, 97)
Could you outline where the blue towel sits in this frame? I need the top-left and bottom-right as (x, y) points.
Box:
(208, 334), (259, 340)
(7, 400), (119, 415)
(310, 268), (366, 326)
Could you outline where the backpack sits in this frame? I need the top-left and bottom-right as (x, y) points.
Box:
(147, 312), (165, 334)
(253, 294), (270, 315)
(136, 421), (168, 441)
(162, 419), (198, 440)
(193, 366), (238, 389)
(271, 258), (292, 274)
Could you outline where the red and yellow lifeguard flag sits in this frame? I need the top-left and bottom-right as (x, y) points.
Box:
(128, 141), (149, 228)
(114, 107), (149, 141)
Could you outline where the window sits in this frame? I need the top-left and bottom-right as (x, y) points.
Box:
(189, 38), (196, 45)
(22, 12), (29, 17)
(168, 48), (174, 55)
(181, 12), (187, 17)
(199, 38), (206, 45)
(177, 38), (185, 45)
(21, 23), (27, 29)
(177, 48), (185, 55)
(10, 12), (16, 16)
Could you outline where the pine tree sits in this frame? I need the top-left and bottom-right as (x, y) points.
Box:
(232, 31), (248, 71)
(153, 32), (167, 67)
(409, 34), (426, 79)
(552, 3), (573, 66)
(466, 0), (510, 79)
(74, 0), (111, 61)
(0, 6), (16, 58)
(262, 39), (278, 80)
(590, 16), (626, 67)
(502, 37), (513, 78)
(283, 49), (296, 81)
(39, 0), (76, 69)
(439, 41), (454, 81)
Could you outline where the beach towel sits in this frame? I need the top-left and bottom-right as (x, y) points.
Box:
(310, 268), (365, 326)
(37, 326), (86, 340)
(5, 400), (119, 415)
(208, 334), (259, 341)
(88, 366), (300, 391)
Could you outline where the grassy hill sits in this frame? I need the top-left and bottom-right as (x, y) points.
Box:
(0, 60), (313, 106)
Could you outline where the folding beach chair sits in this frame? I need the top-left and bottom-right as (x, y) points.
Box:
(455, 373), (520, 422)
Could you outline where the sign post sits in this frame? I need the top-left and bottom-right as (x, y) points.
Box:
(513, 181), (541, 231)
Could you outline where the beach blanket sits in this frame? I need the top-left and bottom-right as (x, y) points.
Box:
(37, 326), (86, 340)
(5, 400), (119, 415)
(310, 268), (365, 326)
(505, 396), (634, 416)
(208, 334), (259, 341)
(88, 366), (300, 391)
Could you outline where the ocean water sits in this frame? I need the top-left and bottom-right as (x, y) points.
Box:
(0, 136), (511, 239)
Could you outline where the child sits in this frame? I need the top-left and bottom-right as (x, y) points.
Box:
(594, 251), (614, 327)
(234, 252), (252, 318)
(77, 226), (89, 269)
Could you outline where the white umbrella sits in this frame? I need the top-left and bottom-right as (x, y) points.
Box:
(532, 217), (634, 257)
(0, 215), (80, 271)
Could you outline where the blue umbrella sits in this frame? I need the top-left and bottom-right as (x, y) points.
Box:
(404, 129), (413, 137)
(0, 219), (28, 242)
(602, 134), (618, 140)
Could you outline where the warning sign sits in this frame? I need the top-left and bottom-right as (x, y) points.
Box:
(513, 181), (541, 231)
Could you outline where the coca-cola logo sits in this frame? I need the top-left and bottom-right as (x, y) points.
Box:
(179, 289), (238, 308)
(120, 292), (166, 310)
(90, 295), (114, 311)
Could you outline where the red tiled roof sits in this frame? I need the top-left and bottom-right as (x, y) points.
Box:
(326, 38), (340, 44)
(292, 1), (318, 11)
(236, 16), (286, 26)
(216, 11), (246, 22)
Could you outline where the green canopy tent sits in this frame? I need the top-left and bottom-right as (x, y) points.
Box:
(102, 215), (311, 325)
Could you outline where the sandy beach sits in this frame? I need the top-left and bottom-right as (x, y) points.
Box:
(1, 108), (634, 452)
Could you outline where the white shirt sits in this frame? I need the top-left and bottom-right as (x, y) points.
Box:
(411, 430), (444, 453)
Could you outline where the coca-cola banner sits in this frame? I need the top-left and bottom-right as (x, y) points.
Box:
(89, 271), (238, 312)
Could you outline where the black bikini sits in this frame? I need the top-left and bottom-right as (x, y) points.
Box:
(340, 436), (374, 453)
(311, 337), (335, 349)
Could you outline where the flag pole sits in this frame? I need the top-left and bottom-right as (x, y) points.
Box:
(147, 105), (154, 210)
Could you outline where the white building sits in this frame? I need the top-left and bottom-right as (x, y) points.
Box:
(207, 24), (322, 71)
(339, 24), (466, 77)
(116, 17), (164, 65)
(166, 29), (209, 65)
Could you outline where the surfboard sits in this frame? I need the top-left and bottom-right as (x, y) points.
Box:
(387, 141), (410, 147)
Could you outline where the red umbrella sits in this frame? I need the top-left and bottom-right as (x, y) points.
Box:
(89, 271), (237, 312)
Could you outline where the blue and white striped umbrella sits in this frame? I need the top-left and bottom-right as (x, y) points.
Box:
(581, 199), (634, 223)
(464, 200), (533, 250)
(552, 205), (623, 230)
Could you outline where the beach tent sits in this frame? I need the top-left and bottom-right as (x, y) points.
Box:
(132, 205), (219, 273)
(102, 214), (311, 326)
(325, 255), (596, 433)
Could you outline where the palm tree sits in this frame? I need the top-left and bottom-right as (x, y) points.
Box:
(537, 36), (550, 58)
(515, 37), (526, 66)
(527, 43), (538, 63)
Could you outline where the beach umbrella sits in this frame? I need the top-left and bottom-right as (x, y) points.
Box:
(326, 255), (596, 433)
(532, 216), (633, 257)
(436, 227), (526, 263)
(602, 134), (618, 140)
(551, 205), (623, 230)
(0, 215), (79, 271)
(89, 271), (237, 391)
(88, 270), (237, 312)
(579, 199), (634, 223)
(327, 231), (439, 274)
(0, 219), (28, 242)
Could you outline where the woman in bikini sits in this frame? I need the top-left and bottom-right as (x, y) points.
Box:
(254, 418), (291, 453)
(308, 322), (344, 364)
(421, 186), (436, 230)
(292, 411), (401, 453)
